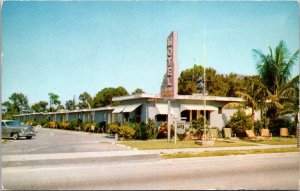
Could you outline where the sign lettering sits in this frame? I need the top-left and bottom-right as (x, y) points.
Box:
(161, 31), (178, 98)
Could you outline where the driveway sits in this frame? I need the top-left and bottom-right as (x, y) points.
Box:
(2, 127), (126, 155)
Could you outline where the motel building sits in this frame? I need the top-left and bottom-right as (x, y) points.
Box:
(14, 32), (260, 131)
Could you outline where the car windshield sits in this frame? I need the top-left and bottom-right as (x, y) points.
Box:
(5, 121), (21, 126)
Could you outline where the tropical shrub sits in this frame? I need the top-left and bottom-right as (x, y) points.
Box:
(117, 125), (135, 140)
(97, 122), (105, 133)
(125, 122), (141, 139)
(225, 109), (253, 137)
(191, 116), (208, 139)
(83, 122), (91, 132)
(108, 123), (119, 134)
(69, 119), (82, 131)
(157, 122), (168, 139)
(137, 122), (148, 140)
(157, 122), (174, 139)
(48, 121), (58, 128)
(60, 122), (70, 130)
(146, 119), (159, 139)
(39, 119), (48, 126)
(56, 122), (62, 129)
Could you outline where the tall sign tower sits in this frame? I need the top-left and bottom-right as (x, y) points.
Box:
(161, 31), (178, 98)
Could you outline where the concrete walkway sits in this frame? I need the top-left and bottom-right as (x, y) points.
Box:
(143, 144), (298, 154)
(2, 149), (161, 168)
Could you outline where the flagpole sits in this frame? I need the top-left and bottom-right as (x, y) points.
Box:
(203, 26), (207, 141)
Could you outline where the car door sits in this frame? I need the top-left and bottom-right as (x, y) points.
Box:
(1, 122), (10, 138)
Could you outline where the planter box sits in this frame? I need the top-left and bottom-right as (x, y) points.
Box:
(195, 140), (215, 146)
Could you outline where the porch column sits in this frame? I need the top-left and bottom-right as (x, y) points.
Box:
(196, 110), (200, 119)
(189, 110), (192, 122)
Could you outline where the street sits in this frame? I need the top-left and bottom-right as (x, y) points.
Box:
(3, 153), (299, 190)
(2, 127), (300, 190)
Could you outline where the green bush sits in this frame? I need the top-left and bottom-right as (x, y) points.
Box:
(117, 125), (135, 140)
(125, 122), (141, 139)
(56, 122), (62, 129)
(60, 122), (70, 130)
(269, 118), (296, 136)
(39, 119), (48, 126)
(138, 122), (148, 140)
(108, 123), (119, 134)
(69, 119), (82, 131)
(191, 116), (208, 139)
(147, 119), (159, 140)
(225, 109), (253, 137)
(98, 121), (106, 133)
(254, 116), (270, 133)
(83, 122), (91, 132)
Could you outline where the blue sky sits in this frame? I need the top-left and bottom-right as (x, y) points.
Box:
(2, 1), (299, 105)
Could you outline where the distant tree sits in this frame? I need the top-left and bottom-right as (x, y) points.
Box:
(225, 73), (245, 97)
(56, 105), (65, 111)
(2, 92), (30, 119)
(3, 93), (30, 113)
(132, 88), (145, 95)
(48, 93), (61, 112)
(178, 65), (233, 96)
(65, 100), (76, 110)
(31, 103), (41, 113)
(31, 101), (48, 113)
(93, 86), (128, 107)
(78, 92), (93, 109)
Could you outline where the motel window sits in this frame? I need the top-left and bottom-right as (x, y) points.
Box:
(218, 107), (222, 114)
(156, 115), (167, 122)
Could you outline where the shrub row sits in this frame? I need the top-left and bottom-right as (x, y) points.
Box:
(26, 119), (106, 133)
(108, 119), (159, 140)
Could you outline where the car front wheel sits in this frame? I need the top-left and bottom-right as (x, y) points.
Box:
(12, 133), (19, 140)
(26, 136), (32, 139)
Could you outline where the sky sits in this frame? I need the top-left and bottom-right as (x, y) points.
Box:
(2, 1), (299, 106)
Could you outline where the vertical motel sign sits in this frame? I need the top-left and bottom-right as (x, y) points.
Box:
(161, 31), (178, 142)
(161, 31), (178, 98)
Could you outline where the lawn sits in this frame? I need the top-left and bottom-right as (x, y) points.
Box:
(239, 137), (297, 145)
(162, 147), (299, 159)
(119, 139), (256, 150)
(2, 139), (10, 144)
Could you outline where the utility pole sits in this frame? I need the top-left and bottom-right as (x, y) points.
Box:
(167, 100), (171, 142)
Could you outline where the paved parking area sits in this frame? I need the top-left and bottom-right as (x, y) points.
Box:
(2, 127), (126, 155)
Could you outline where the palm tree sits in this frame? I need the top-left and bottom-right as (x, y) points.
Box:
(235, 77), (267, 130)
(253, 40), (299, 119)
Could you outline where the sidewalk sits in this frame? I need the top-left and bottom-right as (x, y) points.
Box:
(143, 144), (297, 154)
(2, 150), (161, 168)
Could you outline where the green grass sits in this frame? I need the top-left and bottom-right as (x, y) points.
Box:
(119, 139), (256, 150)
(240, 137), (297, 145)
(162, 147), (299, 159)
(2, 139), (10, 144)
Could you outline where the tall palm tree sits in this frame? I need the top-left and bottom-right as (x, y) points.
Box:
(253, 41), (299, 119)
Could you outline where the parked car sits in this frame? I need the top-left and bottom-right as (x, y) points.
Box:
(1, 120), (36, 140)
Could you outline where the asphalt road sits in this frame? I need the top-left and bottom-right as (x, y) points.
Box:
(3, 153), (299, 190)
(2, 127), (125, 155)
